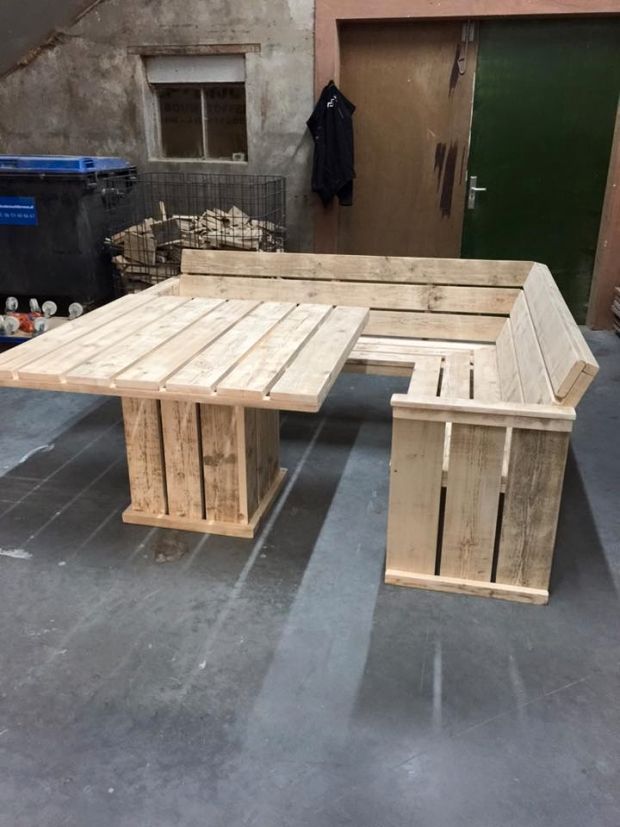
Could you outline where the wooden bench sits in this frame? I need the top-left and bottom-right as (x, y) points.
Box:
(180, 250), (598, 604)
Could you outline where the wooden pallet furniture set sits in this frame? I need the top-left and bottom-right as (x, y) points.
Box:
(0, 249), (597, 603)
(180, 250), (598, 604)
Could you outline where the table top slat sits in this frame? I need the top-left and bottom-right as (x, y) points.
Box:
(215, 303), (333, 403)
(115, 299), (257, 391)
(268, 306), (369, 409)
(64, 298), (215, 387)
(165, 301), (296, 395)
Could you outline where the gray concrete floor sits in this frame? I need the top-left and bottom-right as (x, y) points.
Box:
(0, 330), (618, 827)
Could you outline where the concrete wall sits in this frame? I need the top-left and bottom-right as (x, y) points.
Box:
(0, 0), (315, 250)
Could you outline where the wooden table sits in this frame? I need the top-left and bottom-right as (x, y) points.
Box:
(0, 283), (368, 537)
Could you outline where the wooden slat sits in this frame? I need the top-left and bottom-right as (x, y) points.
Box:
(181, 249), (531, 286)
(160, 400), (204, 519)
(216, 303), (332, 402)
(0, 292), (158, 379)
(65, 298), (223, 388)
(256, 409), (280, 501)
(441, 351), (471, 398)
(392, 395), (575, 432)
(384, 570), (548, 605)
(115, 299), (256, 390)
(407, 355), (442, 396)
(122, 398), (167, 515)
(496, 429), (569, 589)
(495, 319), (524, 402)
(473, 347), (501, 403)
(180, 274), (430, 311)
(269, 306), (369, 409)
(200, 404), (242, 523)
(440, 424), (506, 581)
(166, 302), (295, 394)
(17, 296), (191, 382)
(366, 309), (503, 341)
(524, 263), (598, 399)
(386, 418), (445, 575)
(429, 285), (519, 314)
(510, 292), (554, 403)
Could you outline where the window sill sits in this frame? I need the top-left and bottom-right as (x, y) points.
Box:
(149, 157), (249, 165)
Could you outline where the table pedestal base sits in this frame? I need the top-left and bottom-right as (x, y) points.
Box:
(121, 398), (286, 538)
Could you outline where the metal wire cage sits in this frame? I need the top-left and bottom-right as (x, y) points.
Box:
(103, 171), (286, 292)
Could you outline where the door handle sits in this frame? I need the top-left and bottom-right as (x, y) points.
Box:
(467, 175), (487, 209)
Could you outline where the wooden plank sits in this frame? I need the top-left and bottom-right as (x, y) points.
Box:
(180, 274), (430, 311)
(510, 292), (554, 403)
(269, 306), (369, 409)
(384, 570), (548, 605)
(200, 404), (242, 523)
(441, 351), (472, 398)
(365, 309), (503, 341)
(523, 263), (595, 398)
(256, 409), (280, 501)
(0, 293), (156, 379)
(181, 248), (531, 286)
(64, 298), (220, 388)
(166, 302), (295, 395)
(440, 424), (506, 581)
(392, 395), (575, 432)
(160, 400), (204, 519)
(17, 296), (192, 382)
(115, 299), (257, 390)
(123, 469), (287, 539)
(216, 303), (332, 402)
(407, 355), (442, 396)
(429, 285), (519, 314)
(386, 418), (445, 575)
(495, 319), (524, 402)
(122, 398), (167, 515)
(496, 428), (569, 590)
(240, 408), (259, 518)
(473, 346), (502, 402)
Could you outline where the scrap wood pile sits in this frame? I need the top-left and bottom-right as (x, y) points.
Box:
(111, 205), (284, 292)
(613, 286), (620, 335)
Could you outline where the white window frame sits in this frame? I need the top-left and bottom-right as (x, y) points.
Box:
(143, 55), (248, 163)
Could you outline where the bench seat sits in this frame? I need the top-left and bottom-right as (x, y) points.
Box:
(177, 249), (598, 604)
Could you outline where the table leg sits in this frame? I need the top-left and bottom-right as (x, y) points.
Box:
(121, 398), (286, 538)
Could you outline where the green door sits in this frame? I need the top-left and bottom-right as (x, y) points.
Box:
(461, 20), (620, 322)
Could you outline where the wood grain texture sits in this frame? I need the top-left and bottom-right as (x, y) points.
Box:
(200, 404), (243, 523)
(496, 428), (569, 589)
(473, 346), (501, 402)
(181, 249), (531, 286)
(384, 570), (548, 605)
(509, 292), (554, 403)
(523, 263), (595, 398)
(122, 398), (167, 515)
(160, 400), (204, 519)
(269, 306), (368, 408)
(386, 418), (445, 575)
(441, 423), (505, 581)
(441, 351), (472, 399)
(495, 319), (524, 402)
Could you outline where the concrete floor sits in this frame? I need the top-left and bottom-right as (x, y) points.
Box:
(0, 330), (618, 827)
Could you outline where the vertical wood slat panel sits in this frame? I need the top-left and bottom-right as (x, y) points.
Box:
(386, 418), (445, 575)
(256, 409), (280, 501)
(122, 398), (167, 515)
(200, 404), (242, 523)
(160, 400), (204, 519)
(440, 424), (505, 581)
(496, 429), (569, 589)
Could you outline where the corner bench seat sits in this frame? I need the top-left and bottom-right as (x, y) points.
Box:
(179, 250), (598, 604)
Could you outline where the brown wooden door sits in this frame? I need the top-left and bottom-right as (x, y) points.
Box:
(338, 21), (477, 257)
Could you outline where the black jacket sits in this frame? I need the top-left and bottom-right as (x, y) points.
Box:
(307, 81), (355, 206)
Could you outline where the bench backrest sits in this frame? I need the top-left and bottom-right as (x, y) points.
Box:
(180, 250), (528, 343)
(495, 263), (597, 407)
